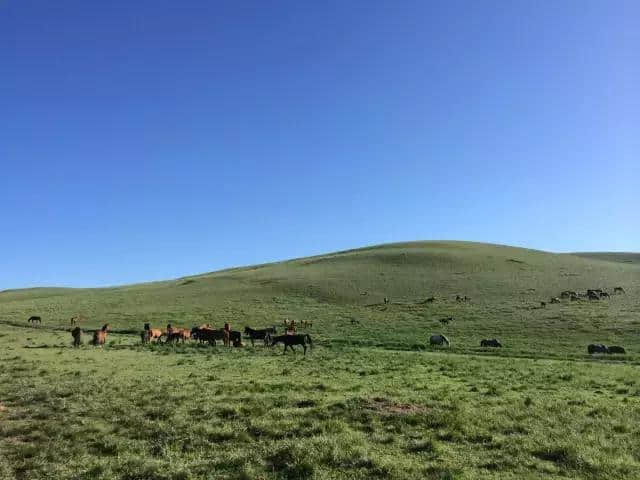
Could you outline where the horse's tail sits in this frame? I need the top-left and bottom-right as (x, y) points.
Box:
(306, 334), (313, 348)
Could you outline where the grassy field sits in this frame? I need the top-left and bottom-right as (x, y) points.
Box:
(1, 241), (639, 479)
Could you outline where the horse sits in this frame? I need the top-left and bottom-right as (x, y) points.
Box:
(599, 292), (610, 299)
(607, 346), (626, 354)
(587, 291), (600, 301)
(426, 296), (436, 303)
(587, 343), (607, 354)
(439, 317), (453, 326)
(166, 328), (191, 344)
(142, 328), (164, 344)
(550, 297), (561, 304)
(267, 334), (313, 355)
(91, 324), (110, 346)
(455, 295), (462, 302)
(244, 326), (277, 346)
(614, 287), (625, 294)
(570, 295), (579, 302)
(191, 326), (224, 345)
(480, 338), (502, 348)
(429, 334), (450, 347)
(383, 297), (389, 304)
(71, 327), (82, 347)
(27, 316), (41, 324)
(540, 301), (546, 308)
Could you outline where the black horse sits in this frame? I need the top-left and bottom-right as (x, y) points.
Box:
(607, 345), (626, 354)
(244, 326), (277, 346)
(191, 327), (242, 346)
(267, 334), (313, 355)
(27, 316), (42, 324)
(480, 338), (502, 348)
(587, 344), (607, 354)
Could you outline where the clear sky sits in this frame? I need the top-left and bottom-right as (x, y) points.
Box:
(1, 1), (638, 289)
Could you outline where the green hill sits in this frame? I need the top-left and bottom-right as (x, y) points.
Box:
(1, 241), (638, 358)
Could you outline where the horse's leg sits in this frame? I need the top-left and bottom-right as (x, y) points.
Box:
(303, 344), (307, 355)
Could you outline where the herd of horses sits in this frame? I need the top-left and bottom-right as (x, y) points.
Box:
(541, 286), (626, 307)
(68, 322), (315, 355)
(32, 285), (631, 356)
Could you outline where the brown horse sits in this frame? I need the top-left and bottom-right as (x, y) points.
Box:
(71, 327), (82, 347)
(91, 324), (110, 346)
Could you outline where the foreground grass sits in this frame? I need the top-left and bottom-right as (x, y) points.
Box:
(0, 326), (639, 480)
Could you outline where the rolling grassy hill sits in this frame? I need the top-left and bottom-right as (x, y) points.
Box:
(1, 241), (640, 479)
(1, 241), (638, 357)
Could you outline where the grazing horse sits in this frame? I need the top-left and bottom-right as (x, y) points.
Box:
(426, 296), (436, 303)
(91, 324), (110, 346)
(27, 316), (42, 324)
(439, 317), (453, 326)
(267, 334), (313, 355)
(550, 297), (561, 304)
(191, 326), (224, 345)
(456, 295), (462, 302)
(587, 344), (607, 354)
(429, 334), (450, 347)
(480, 338), (502, 348)
(607, 345), (626, 354)
(244, 326), (277, 346)
(142, 328), (164, 344)
(166, 328), (191, 344)
(614, 287), (625, 294)
(71, 327), (82, 347)
(599, 292), (610, 299)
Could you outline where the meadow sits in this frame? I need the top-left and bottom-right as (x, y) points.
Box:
(1, 241), (639, 479)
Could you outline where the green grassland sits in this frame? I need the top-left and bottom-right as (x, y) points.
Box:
(1, 241), (639, 479)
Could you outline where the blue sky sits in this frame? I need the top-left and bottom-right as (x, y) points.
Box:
(1, 1), (638, 289)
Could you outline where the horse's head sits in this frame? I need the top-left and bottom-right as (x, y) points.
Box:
(101, 324), (110, 332)
(244, 326), (250, 334)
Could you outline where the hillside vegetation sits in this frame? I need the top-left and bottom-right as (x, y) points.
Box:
(1, 241), (639, 480)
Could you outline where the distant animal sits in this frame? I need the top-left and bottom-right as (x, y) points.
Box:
(383, 297), (389, 304)
(91, 324), (110, 346)
(429, 334), (450, 347)
(570, 295), (579, 302)
(550, 297), (561, 304)
(142, 327), (164, 344)
(191, 326), (224, 345)
(587, 291), (600, 301)
(456, 295), (462, 302)
(27, 316), (41, 324)
(267, 333), (313, 355)
(300, 320), (313, 328)
(561, 291), (577, 299)
(70, 317), (77, 326)
(480, 338), (502, 348)
(244, 326), (277, 346)
(426, 297), (436, 303)
(540, 301), (546, 308)
(71, 327), (82, 347)
(166, 328), (191, 344)
(350, 318), (360, 325)
(587, 343), (607, 354)
(439, 317), (453, 326)
(607, 345), (626, 354)
(599, 292), (610, 299)
(614, 287), (626, 294)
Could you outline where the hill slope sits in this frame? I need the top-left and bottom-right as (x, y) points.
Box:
(1, 241), (638, 358)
